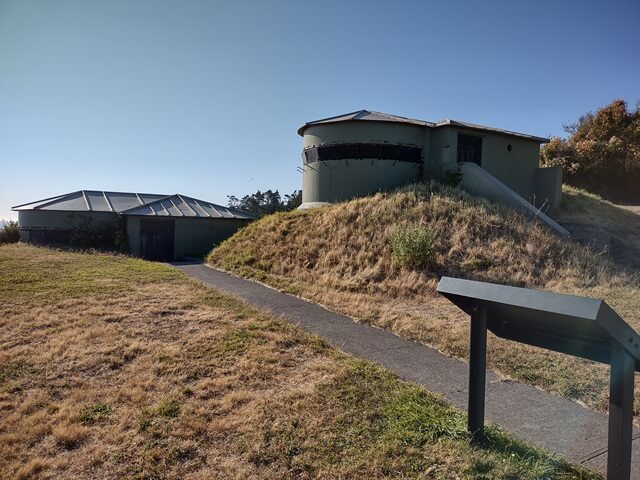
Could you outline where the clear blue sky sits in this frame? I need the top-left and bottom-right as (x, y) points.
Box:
(1, 0), (639, 219)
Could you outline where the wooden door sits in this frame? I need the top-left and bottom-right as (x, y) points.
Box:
(140, 219), (174, 261)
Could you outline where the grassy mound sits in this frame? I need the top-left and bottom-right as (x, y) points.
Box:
(208, 184), (640, 416)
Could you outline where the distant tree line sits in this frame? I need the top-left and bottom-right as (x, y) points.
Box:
(541, 99), (640, 202)
(227, 189), (302, 217)
(0, 220), (19, 244)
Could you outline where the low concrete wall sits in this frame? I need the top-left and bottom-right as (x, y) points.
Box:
(126, 216), (252, 260)
(302, 158), (422, 205)
(533, 166), (562, 215)
(460, 162), (569, 237)
(17, 210), (121, 245)
(173, 217), (251, 259)
(18, 210), (119, 229)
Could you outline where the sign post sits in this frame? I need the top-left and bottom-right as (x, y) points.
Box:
(468, 305), (487, 443)
(608, 343), (635, 479)
(437, 276), (639, 480)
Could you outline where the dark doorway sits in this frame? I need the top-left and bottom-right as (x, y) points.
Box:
(140, 219), (174, 261)
(457, 134), (483, 165)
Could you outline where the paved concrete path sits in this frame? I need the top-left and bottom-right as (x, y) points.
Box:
(174, 263), (639, 477)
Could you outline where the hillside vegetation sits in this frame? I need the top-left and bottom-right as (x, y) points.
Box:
(208, 184), (640, 417)
(0, 244), (597, 479)
(541, 99), (640, 202)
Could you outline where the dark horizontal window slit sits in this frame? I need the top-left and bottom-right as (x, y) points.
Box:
(303, 143), (421, 164)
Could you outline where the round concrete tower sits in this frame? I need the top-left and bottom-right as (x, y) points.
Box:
(298, 110), (430, 208)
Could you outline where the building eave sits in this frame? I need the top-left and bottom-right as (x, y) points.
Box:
(435, 119), (550, 143)
(298, 110), (550, 143)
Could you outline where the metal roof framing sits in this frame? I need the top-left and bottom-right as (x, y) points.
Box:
(12, 190), (257, 220)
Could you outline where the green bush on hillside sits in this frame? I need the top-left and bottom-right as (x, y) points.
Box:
(0, 221), (19, 244)
(541, 99), (640, 201)
(390, 223), (437, 269)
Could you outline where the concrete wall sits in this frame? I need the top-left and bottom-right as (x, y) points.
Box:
(18, 210), (119, 229)
(127, 216), (251, 260)
(432, 127), (542, 200)
(478, 132), (541, 200)
(18, 210), (120, 243)
(460, 162), (569, 237)
(174, 217), (250, 259)
(301, 122), (428, 204)
(428, 127), (457, 180)
(533, 166), (563, 214)
(302, 160), (422, 204)
(303, 122), (426, 149)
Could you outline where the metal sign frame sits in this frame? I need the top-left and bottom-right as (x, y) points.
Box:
(437, 276), (638, 480)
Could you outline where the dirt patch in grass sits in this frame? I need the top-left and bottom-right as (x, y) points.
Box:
(208, 184), (640, 419)
(0, 244), (596, 479)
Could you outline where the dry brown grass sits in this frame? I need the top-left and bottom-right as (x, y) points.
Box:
(559, 185), (640, 271)
(0, 243), (596, 479)
(52, 424), (88, 450)
(208, 184), (640, 418)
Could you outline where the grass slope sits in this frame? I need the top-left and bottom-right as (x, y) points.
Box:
(208, 184), (640, 418)
(559, 186), (640, 271)
(0, 244), (596, 479)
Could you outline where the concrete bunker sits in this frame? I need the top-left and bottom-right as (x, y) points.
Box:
(12, 190), (256, 261)
(298, 110), (563, 222)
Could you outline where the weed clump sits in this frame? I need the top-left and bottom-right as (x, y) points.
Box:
(390, 223), (437, 269)
(79, 403), (110, 424)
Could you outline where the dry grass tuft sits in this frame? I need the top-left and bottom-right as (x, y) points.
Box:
(53, 423), (88, 450)
(14, 458), (51, 480)
(208, 183), (640, 418)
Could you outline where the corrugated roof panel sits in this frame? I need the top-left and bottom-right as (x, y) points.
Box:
(11, 193), (71, 211)
(85, 191), (111, 211)
(218, 206), (236, 218)
(199, 203), (223, 218)
(106, 192), (143, 212)
(38, 191), (87, 211)
(133, 204), (156, 216)
(174, 196), (196, 216)
(139, 193), (168, 204)
(14, 190), (257, 219)
(119, 194), (256, 219)
(160, 199), (182, 216)
(153, 202), (170, 216)
(187, 198), (210, 217)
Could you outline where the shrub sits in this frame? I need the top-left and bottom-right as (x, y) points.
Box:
(390, 223), (437, 269)
(0, 220), (19, 244)
(541, 99), (640, 201)
(442, 166), (463, 187)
